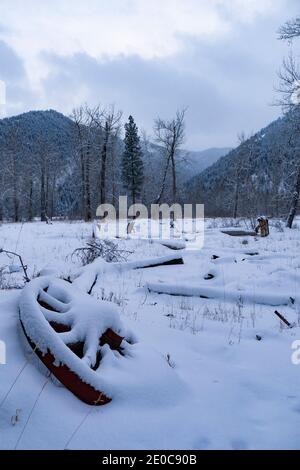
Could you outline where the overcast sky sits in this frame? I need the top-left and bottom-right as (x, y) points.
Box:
(0, 0), (299, 150)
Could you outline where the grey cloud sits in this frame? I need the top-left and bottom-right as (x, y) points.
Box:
(40, 21), (282, 151)
(0, 40), (37, 114)
(4, 0), (300, 149)
(0, 40), (25, 82)
(41, 50), (247, 149)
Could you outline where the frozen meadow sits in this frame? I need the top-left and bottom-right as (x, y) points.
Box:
(0, 218), (300, 450)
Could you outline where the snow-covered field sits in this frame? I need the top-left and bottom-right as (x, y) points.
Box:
(0, 218), (300, 450)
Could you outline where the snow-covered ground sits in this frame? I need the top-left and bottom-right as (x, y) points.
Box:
(0, 218), (300, 450)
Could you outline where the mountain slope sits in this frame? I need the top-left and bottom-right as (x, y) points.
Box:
(187, 112), (300, 217)
(0, 109), (79, 218)
(0, 108), (232, 219)
(183, 147), (232, 180)
(0, 109), (76, 150)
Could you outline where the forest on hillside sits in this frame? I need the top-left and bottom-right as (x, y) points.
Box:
(0, 107), (208, 222)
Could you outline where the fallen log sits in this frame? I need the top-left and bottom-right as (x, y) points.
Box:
(72, 254), (184, 293)
(221, 230), (257, 237)
(147, 282), (294, 306)
(274, 310), (292, 328)
(134, 256), (184, 269)
(151, 239), (186, 251)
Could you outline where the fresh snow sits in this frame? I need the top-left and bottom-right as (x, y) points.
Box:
(0, 219), (300, 450)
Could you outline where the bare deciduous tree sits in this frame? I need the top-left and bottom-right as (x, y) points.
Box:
(278, 17), (300, 228)
(279, 17), (300, 41)
(70, 106), (87, 219)
(86, 105), (122, 206)
(71, 106), (97, 221)
(232, 133), (249, 219)
(154, 109), (186, 204)
(6, 125), (22, 222)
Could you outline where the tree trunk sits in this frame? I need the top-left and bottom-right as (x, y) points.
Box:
(78, 130), (85, 220)
(12, 155), (19, 222)
(13, 191), (19, 222)
(13, 181), (19, 223)
(233, 182), (239, 219)
(169, 136), (177, 202)
(131, 145), (136, 206)
(155, 156), (171, 204)
(85, 145), (92, 222)
(50, 175), (56, 220)
(75, 124), (86, 220)
(41, 165), (47, 222)
(287, 166), (300, 228)
(28, 179), (33, 222)
(132, 189), (136, 206)
(100, 124), (109, 205)
(170, 151), (177, 202)
(45, 172), (50, 218)
(111, 143), (117, 205)
(0, 177), (3, 222)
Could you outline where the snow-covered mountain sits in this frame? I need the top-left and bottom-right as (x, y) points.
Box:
(183, 147), (232, 180)
(0, 109), (76, 152)
(0, 109), (230, 218)
(187, 111), (300, 217)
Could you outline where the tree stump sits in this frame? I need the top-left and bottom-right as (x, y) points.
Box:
(255, 217), (270, 238)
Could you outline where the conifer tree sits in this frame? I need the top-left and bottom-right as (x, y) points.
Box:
(122, 116), (144, 204)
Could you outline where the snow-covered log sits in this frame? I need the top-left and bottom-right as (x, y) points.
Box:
(147, 282), (296, 307)
(128, 253), (184, 269)
(221, 230), (257, 237)
(72, 254), (184, 293)
(150, 239), (186, 251)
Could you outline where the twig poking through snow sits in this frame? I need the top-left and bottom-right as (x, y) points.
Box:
(0, 249), (30, 283)
(72, 239), (132, 266)
(0, 362), (29, 411)
(64, 408), (94, 450)
(14, 377), (50, 450)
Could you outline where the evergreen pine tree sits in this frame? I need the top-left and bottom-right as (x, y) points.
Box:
(122, 116), (144, 204)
